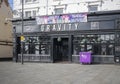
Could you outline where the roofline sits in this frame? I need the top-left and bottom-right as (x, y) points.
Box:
(12, 17), (35, 22)
(88, 10), (120, 16)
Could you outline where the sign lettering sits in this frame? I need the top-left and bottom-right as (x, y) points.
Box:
(39, 23), (81, 32)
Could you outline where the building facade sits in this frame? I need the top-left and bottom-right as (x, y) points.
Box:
(0, 0), (13, 60)
(13, 0), (120, 18)
(12, 10), (120, 63)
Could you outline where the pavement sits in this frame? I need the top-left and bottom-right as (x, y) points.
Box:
(0, 62), (120, 84)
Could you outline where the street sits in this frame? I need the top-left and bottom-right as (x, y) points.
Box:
(0, 62), (120, 84)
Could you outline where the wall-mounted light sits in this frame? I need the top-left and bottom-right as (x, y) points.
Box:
(57, 37), (61, 42)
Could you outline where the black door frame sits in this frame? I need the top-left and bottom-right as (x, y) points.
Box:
(51, 35), (72, 63)
(14, 36), (21, 62)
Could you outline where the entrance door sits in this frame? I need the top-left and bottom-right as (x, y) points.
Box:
(53, 38), (69, 62)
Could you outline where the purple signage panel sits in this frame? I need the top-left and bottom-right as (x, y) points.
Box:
(80, 52), (91, 64)
(36, 13), (87, 24)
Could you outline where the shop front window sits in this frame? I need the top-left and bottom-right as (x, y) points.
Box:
(108, 44), (114, 55)
(39, 36), (51, 55)
(24, 36), (51, 55)
(24, 36), (38, 54)
(73, 34), (115, 55)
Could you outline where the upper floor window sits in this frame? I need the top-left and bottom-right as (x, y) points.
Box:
(25, 0), (37, 3)
(33, 0), (37, 2)
(54, 8), (63, 14)
(53, 0), (63, 1)
(20, 0), (22, 4)
(25, 11), (31, 17)
(25, 10), (37, 17)
(25, 0), (32, 3)
(88, 5), (98, 12)
(33, 10), (37, 17)
(19, 0), (37, 4)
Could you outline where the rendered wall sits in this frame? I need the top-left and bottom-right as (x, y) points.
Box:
(0, 0), (13, 58)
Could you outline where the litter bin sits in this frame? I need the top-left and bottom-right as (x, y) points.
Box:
(80, 52), (91, 64)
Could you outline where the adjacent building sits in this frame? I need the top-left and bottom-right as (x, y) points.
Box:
(0, 0), (13, 60)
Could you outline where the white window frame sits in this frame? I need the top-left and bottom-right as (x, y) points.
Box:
(25, 0), (32, 3)
(32, 10), (37, 17)
(25, 11), (31, 17)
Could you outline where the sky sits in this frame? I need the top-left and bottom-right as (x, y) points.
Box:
(8, 0), (13, 9)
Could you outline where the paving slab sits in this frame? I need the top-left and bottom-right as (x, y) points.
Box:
(0, 62), (120, 84)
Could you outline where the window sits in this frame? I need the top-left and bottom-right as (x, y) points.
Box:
(24, 36), (51, 55)
(25, 11), (31, 17)
(33, 0), (37, 2)
(24, 37), (37, 54)
(54, 8), (63, 14)
(53, 0), (62, 1)
(19, 12), (22, 17)
(20, 0), (22, 4)
(116, 19), (120, 29)
(73, 34), (115, 55)
(33, 10), (37, 17)
(88, 5), (98, 12)
(25, 0), (37, 3)
(25, 10), (37, 17)
(25, 0), (32, 3)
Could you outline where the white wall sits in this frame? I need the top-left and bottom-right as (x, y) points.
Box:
(101, 0), (120, 11)
(13, 0), (120, 18)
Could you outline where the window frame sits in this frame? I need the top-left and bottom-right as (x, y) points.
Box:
(54, 8), (63, 14)
(25, 11), (31, 17)
(24, 0), (37, 4)
(88, 5), (98, 12)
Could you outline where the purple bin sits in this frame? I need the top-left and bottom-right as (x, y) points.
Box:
(80, 52), (91, 64)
